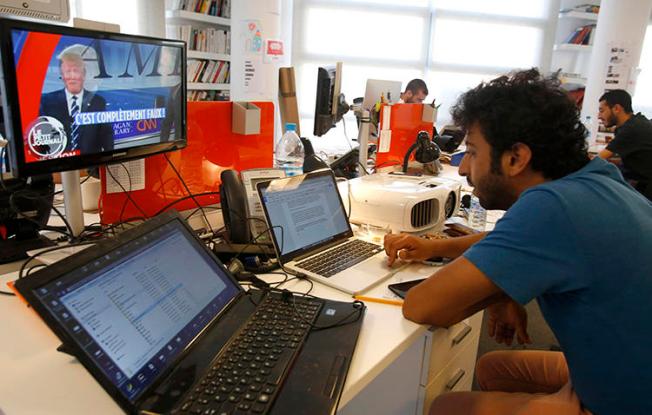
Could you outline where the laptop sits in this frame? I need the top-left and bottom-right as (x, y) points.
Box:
(14, 211), (364, 415)
(257, 170), (395, 295)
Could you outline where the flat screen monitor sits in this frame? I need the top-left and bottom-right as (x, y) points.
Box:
(362, 79), (401, 110)
(0, 17), (187, 177)
(313, 62), (346, 137)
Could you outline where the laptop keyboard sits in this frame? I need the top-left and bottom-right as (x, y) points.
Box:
(296, 239), (383, 278)
(175, 293), (322, 415)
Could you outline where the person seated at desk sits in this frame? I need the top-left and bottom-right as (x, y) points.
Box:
(400, 79), (429, 104)
(596, 89), (652, 200)
(384, 69), (652, 415)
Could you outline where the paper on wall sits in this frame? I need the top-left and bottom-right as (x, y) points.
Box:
(106, 159), (145, 194)
(379, 130), (392, 153)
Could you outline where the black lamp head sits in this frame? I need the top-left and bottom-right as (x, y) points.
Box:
(414, 130), (440, 164)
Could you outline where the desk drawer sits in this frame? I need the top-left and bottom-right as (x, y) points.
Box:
(422, 336), (478, 415)
(425, 311), (482, 382)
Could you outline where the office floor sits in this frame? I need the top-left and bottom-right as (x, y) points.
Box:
(473, 300), (559, 391)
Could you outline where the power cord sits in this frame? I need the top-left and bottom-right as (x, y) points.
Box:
(105, 163), (148, 223)
(164, 153), (215, 235)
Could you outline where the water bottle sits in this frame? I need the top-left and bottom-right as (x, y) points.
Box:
(468, 195), (487, 231)
(275, 123), (304, 176)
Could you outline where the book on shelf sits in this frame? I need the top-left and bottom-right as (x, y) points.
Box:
(167, 0), (231, 18)
(187, 89), (230, 102)
(167, 25), (230, 54)
(563, 24), (596, 45)
(187, 59), (230, 84)
(560, 4), (600, 14)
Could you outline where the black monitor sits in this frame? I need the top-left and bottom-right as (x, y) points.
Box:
(313, 62), (348, 137)
(0, 17), (187, 177)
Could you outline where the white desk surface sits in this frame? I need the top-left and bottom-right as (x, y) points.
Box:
(0, 164), (473, 414)
(0, 262), (439, 414)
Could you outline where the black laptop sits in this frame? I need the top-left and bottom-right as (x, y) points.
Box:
(15, 211), (364, 415)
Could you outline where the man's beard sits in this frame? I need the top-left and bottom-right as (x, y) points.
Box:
(603, 113), (618, 128)
(470, 172), (514, 211)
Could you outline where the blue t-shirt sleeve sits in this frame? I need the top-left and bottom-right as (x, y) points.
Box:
(463, 189), (589, 304)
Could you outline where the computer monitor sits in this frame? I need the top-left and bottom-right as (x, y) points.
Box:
(362, 79), (402, 110)
(0, 17), (187, 177)
(313, 62), (348, 137)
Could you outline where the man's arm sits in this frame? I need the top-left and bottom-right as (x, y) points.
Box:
(598, 148), (614, 159)
(402, 255), (504, 327)
(384, 232), (487, 266)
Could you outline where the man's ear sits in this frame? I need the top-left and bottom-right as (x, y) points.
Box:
(612, 104), (625, 115)
(502, 142), (532, 177)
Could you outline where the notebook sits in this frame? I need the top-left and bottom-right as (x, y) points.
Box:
(257, 170), (395, 295)
(14, 211), (364, 415)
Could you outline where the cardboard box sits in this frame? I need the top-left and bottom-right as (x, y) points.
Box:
(278, 67), (301, 135)
(422, 104), (438, 124)
(232, 102), (261, 135)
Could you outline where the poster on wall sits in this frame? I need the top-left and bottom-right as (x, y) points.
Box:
(243, 58), (264, 93)
(263, 39), (284, 64)
(242, 20), (263, 55)
(604, 42), (634, 91)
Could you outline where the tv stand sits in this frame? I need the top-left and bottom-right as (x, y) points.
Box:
(61, 170), (85, 237)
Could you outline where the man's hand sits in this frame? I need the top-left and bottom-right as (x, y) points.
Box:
(384, 233), (435, 267)
(486, 299), (532, 346)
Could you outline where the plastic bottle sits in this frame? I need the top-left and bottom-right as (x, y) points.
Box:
(468, 195), (487, 231)
(275, 123), (304, 176)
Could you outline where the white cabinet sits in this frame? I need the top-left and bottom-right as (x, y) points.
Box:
(165, 2), (232, 101)
(337, 311), (483, 415)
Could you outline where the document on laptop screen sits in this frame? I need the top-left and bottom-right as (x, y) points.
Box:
(261, 174), (350, 255)
(34, 220), (240, 401)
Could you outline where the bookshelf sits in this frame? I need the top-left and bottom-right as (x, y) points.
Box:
(165, 1), (231, 101)
(551, 1), (601, 109)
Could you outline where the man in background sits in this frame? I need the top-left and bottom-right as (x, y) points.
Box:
(597, 89), (652, 200)
(400, 78), (428, 103)
(40, 51), (114, 155)
(385, 69), (652, 414)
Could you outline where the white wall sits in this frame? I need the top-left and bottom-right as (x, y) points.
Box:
(231, 0), (294, 142)
(582, 0), (652, 141)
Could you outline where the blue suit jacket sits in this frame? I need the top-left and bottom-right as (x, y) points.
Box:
(39, 89), (114, 154)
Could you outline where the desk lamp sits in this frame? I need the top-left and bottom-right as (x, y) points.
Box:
(402, 130), (441, 173)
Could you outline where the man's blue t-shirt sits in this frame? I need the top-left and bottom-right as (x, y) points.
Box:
(464, 158), (652, 415)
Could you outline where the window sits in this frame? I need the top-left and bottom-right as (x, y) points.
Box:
(633, 24), (652, 118)
(293, 0), (553, 151)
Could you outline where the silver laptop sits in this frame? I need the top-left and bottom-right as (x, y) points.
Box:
(257, 170), (394, 294)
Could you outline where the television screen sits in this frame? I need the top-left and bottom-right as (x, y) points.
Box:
(0, 18), (186, 177)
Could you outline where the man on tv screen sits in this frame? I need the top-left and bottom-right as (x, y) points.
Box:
(39, 49), (114, 155)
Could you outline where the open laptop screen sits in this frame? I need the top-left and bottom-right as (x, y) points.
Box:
(258, 171), (352, 262)
(31, 219), (240, 402)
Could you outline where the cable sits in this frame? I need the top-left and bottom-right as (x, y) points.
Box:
(153, 191), (220, 216)
(0, 145), (7, 191)
(164, 153), (215, 235)
(105, 163), (148, 222)
(341, 116), (354, 150)
(18, 240), (99, 280)
(8, 189), (75, 240)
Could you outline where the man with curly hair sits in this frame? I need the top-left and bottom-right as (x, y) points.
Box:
(384, 69), (652, 415)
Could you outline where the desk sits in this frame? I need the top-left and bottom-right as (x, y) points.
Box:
(0, 165), (484, 415)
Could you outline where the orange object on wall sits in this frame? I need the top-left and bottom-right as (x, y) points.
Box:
(374, 104), (434, 169)
(98, 101), (275, 225)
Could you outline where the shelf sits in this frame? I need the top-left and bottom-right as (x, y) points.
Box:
(554, 43), (593, 52)
(187, 50), (230, 61)
(165, 10), (230, 27)
(188, 83), (230, 90)
(558, 11), (599, 20)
